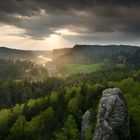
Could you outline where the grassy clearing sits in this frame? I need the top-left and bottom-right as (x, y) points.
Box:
(60, 63), (103, 76)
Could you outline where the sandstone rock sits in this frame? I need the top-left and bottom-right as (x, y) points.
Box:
(93, 88), (130, 140)
(81, 110), (91, 138)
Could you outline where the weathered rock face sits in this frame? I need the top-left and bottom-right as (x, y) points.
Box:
(81, 110), (91, 138)
(93, 88), (130, 140)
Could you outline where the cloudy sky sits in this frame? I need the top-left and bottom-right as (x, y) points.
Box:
(0, 0), (140, 50)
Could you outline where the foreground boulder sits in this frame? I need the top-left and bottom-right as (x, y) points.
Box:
(81, 110), (91, 138)
(93, 88), (130, 140)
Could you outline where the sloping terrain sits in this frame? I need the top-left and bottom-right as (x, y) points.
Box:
(54, 45), (140, 64)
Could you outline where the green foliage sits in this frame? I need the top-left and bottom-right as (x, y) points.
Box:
(0, 64), (139, 139)
(84, 124), (94, 140)
(23, 97), (49, 120)
(50, 92), (58, 104)
(0, 58), (48, 81)
(65, 115), (80, 139)
(55, 115), (80, 140)
(133, 70), (140, 81)
(0, 109), (13, 139)
(68, 98), (79, 114)
(25, 107), (55, 140)
(9, 116), (27, 140)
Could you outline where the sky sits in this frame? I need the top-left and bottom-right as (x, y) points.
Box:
(0, 0), (140, 50)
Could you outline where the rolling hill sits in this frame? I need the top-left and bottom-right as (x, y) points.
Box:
(53, 45), (140, 64)
(0, 47), (35, 59)
(0, 47), (53, 60)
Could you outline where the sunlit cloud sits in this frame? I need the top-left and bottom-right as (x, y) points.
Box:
(0, 25), (73, 50)
(0, 0), (140, 50)
(48, 34), (61, 40)
(55, 29), (79, 36)
(0, 24), (25, 36)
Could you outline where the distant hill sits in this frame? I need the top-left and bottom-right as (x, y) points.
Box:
(53, 45), (140, 65)
(53, 48), (72, 58)
(0, 47), (35, 60)
(0, 47), (53, 60)
(1, 45), (140, 68)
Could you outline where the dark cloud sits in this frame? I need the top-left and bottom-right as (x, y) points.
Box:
(0, 0), (140, 43)
(0, 0), (139, 16)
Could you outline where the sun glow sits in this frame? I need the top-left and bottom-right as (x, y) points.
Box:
(0, 25), (73, 50)
(43, 34), (67, 49)
(45, 34), (62, 43)
(38, 55), (53, 62)
(49, 34), (61, 40)
(55, 29), (78, 35)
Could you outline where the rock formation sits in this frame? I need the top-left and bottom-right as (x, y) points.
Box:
(93, 88), (130, 140)
(81, 110), (91, 138)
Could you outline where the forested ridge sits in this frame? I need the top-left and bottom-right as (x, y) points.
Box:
(54, 45), (140, 65)
(0, 47), (35, 60)
(0, 64), (140, 140)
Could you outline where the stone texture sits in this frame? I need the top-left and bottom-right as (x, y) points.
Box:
(81, 110), (91, 138)
(93, 88), (130, 140)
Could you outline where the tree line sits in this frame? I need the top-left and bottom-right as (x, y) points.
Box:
(0, 59), (48, 81)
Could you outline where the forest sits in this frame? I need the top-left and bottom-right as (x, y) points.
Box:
(0, 59), (48, 81)
(0, 45), (140, 140)
(0, 61), (139, 139)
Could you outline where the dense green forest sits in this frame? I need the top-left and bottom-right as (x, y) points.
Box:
(0, 63), (140, 140)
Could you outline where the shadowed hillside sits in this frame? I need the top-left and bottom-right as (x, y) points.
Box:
(0, 47), (35, 60)
(54, 45), (140, 64)
(0, 47), (53, 60)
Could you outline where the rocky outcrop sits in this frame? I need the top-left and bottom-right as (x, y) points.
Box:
(93, 88), (130, 140)
(81, 110), (91, 139)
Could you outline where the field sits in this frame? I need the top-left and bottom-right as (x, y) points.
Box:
(60, 63), (102, 76)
